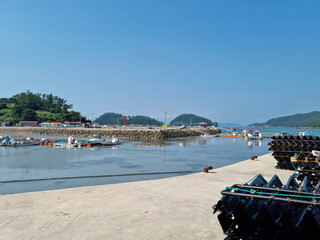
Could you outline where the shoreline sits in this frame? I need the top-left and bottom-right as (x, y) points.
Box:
(0, 153), (293, 239)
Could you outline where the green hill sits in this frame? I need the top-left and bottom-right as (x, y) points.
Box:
(0, 91), (89, 124)
(95, 112), (163, 126)
(170, 113), (217, 127)
(94, 112), (123, 125)
(249, 111), (320, 128)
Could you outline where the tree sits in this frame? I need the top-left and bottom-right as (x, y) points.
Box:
(0, 103), (7, 109)
(21, 108), (37, 121)
(11, 105), (24, 122)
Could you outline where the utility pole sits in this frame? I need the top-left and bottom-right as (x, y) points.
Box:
(92, 113), (94, 123)
(164, 109), (167, 125)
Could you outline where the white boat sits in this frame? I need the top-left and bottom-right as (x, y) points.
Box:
(54, 142), (80, 148)
(200, 134), (218, 138)
(99, 138), (121, 146)
(54, 137), (80, 148)
(245, 133), (263, 141)
(89, 135), (121, 146)
(13, 140), (40, 147)
(88, 134), (108, 144)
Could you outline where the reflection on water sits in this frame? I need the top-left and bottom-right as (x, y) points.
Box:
(246, 140), (262, 149)
(0, 136), (270, 194)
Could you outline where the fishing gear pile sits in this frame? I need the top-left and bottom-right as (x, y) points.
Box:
(212, 135), (320, 240)
(269, 135), (320, 171)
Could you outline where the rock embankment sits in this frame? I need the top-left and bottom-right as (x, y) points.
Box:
(0, 127), (221, 140)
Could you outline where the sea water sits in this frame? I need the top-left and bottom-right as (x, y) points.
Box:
(1, 127), (320, 195)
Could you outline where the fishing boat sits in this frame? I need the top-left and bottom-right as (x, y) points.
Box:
(0, 136), (39, 147)
(88, 135), (121, 146)
(245, 130), (263, 141)
(88, 134), (108, 144)
(98, 138), (121, 146)
(245, 133), (263, 141)
(54, 137), (80, 148)
(200, 133), (218, 138)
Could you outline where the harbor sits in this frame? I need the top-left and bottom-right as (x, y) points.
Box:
(0, 135), (269, 195)
(1, 1), (319, 238)
(0, 153), (293, 240)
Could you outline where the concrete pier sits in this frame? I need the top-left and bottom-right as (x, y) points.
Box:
(0, 154), (292, 240)
(0, 126), (220, 140)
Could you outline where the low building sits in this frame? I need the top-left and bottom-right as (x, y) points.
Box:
(198, 122), (207, 127)
(63, 121), (81, 127)
(39, 122), (63, 127)
(51, 122), (63, 127)
(39, 122), (51, 127)
(0, 121), (10, 127)
(19, 121), (38, 127)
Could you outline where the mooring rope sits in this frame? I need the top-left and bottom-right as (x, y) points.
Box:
(0, 171), (192, 184)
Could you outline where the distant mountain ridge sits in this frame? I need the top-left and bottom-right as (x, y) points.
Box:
(218, 122), (242, 128)
(95, 112), (163, 126)
(249, 111), (320, 128)
(170, 113), (217, 127)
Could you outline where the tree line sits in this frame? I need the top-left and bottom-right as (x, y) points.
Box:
(0, 91), (89, 124)
(94, 112), (163, 126)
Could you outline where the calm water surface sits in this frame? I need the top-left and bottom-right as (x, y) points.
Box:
(1, 127), (320, 195)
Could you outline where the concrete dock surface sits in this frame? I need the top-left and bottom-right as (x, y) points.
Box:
(0, 153), (293, 240)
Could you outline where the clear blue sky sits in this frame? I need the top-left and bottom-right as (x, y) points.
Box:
(0, 0), (319, 125)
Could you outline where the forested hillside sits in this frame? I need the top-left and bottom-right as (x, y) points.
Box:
(95, 112), (163, 126)
(249, 111), (320, 127)
(0, 91), (88, 123)
(170, 114), (218, 127)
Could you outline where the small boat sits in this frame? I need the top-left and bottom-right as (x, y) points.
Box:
(200, 134), (218, 138)
(88, 135), (121, 146)
(54, 137), (80, 148)
(0, 136), (39, 147)
(99, 138), (121, 146)
(14, 140), (40, 147)
(88, 134), (108, 144)
(245, 133), (263, 141)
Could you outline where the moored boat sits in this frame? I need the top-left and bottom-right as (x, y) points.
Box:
(99, 138), (121, 146)
(88, 134), (107, 144)
(88, 135), (121, 146)
(0, 136), (39, 147)
(54, 137), (80, 148)
(245, 130), (263, 141)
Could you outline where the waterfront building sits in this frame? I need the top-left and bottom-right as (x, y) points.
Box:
(51, 122), (63, 127)
(39, 122), (63, 127)
(39, 122), (51, 127)
(19, 121), (38, 127)
(63, 121), (81, 127)
(198, 122), (207, 127)
(0, 121), (10, 127)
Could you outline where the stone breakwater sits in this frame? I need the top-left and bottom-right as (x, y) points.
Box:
(0, 127), (221, 140)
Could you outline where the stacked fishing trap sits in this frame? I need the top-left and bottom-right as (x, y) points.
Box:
(213, 135), (320, 239)
(269, 135), (320, 171)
